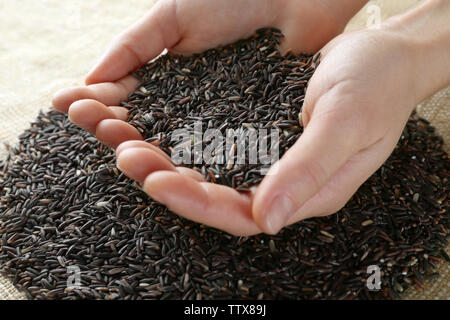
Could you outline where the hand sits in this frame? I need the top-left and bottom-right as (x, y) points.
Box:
(116, 27), (420, 236)
(252, 0), (450, 235)
(252, 29), (420, 234)
(51, 0), (352, 147)
(50, 0), (361, 235)
(51, 0), (449, 236)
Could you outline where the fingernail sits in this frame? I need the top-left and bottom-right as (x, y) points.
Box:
(116, 160), (123, 172)
(264, 195), (295, 234)
(115, 144), (130, 158)
(115, 152), (128, 175)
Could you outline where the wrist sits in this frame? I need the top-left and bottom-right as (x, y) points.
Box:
(381, 0), (450, 104)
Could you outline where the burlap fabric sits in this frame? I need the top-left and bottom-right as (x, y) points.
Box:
(0, 0), (448, 300)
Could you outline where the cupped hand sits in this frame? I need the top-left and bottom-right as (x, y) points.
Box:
(114, 28), (419, 236)
(50, 0), (448, 236)
(52, 0), (344, 148)
(252, 28), (420, 234)
(50, 0), (349, 235)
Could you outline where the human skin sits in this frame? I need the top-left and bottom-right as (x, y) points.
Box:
(52, 0), (450, 236)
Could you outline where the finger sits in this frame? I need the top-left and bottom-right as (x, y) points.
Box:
(109, 107), (129, 121)
(117, 147), (176, 183)
(252, 94), (362, 234)
(68, 99), (128, 134)
(95, 119), (142, 148)
(285, 115), (406, 223)
(175, 167), (206, 182)
(286, 136), (391, 224)
(52, 75), (139, 113)
(85, 0), (181, 85)
(143, 171), (260, 236)
(116, 145), (205, 182)
(116, 140), (171, 163)
(116, 147), (259, 235)
(116, 141), (206, 182)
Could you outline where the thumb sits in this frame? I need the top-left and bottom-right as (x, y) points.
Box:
(85, 0), (180, 85)
(252, 92), (361, 234)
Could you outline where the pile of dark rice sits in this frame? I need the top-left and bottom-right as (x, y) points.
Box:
(0, 29), (448, 300)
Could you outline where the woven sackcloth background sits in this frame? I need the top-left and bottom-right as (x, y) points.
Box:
(0, 0), (448, 300)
